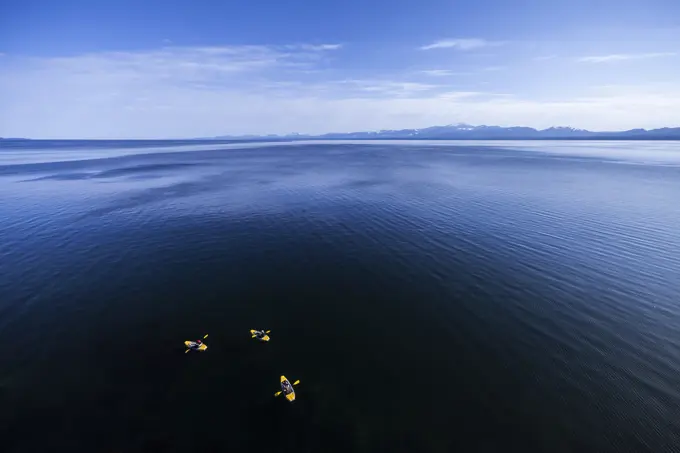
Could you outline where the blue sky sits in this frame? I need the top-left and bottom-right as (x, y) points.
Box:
(1, 0), (679, 138)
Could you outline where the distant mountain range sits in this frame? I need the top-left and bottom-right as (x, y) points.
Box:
(210, 124), (680, 140)
(3, 124), (679, 141)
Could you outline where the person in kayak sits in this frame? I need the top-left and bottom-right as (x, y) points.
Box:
(254, 330), (266, 339)
(281, 380), (294, 395)
(189, 339), (203, 349)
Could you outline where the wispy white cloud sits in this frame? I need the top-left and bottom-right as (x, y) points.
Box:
(418, 69), (468, 77)
(420, 38), (504, 51)
(260, 78), (443, 98)
(577, 52), (677, 63)
(295, 43), (343, 51)
(533, 55), (557, 61)
(15, 44), (340, 89)
(334, 79), (440, 97)
(436, 91), (505, 100)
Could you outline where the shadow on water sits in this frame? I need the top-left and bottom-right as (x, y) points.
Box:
(23, 163), (203, 182)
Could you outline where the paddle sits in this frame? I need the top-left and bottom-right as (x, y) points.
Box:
(274, 380), (300, 397)
(185, 334), (208, 353)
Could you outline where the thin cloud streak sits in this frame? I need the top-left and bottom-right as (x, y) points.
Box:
(418, 69), (470, 76)
(420, 38), (504, 51)
(578, 52), (677, 63)
(16, 44), (341, 87)
(297, 43), (343, 51)
(333, 79), (441, 97)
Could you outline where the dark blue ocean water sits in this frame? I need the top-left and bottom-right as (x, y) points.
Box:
(2, 139), (680, 453)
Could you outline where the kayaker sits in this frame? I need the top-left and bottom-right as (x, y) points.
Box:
(254, 330), (266, 339)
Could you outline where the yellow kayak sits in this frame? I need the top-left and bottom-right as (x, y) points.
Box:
(184, 340), (207, 351)
(281, 375), (296, 402)
(250, 329), (271, 342)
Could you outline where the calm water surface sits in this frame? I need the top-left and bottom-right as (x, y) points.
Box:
(1, 140), (680, 452)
